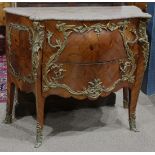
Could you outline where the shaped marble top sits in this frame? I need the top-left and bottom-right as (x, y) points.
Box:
(4, 6), (151, 21)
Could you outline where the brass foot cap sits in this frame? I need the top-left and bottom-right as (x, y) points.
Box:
(34, 141), (42, 148)
(130, 127), (140, 132)
(3, 116), (12, 124)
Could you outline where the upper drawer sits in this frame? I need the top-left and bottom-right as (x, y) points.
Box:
(58, 29), (126, 63)
(44, 21), (130, 63)
(44, 20), (135, 64)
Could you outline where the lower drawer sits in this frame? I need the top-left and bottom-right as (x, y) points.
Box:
(42, 59), (134, 99)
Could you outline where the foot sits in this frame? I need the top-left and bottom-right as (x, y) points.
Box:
(34, 123), (43, 148)
(130, 126), (140, 132)
(34, 140), (42, 148)
(129, 114), (140, 132)
(3, 114), (12, 124)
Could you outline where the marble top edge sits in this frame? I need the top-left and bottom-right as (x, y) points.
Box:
(4, 6), (151, 21)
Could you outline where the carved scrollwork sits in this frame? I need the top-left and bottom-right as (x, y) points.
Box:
(7, 22), (44, 83)
(84, 79), (103, 99)
(119, 60), (135, 83)
(47, 63), (66, 82)
(138, 20), (149, 70)
(43, 20), (138, 99)
(31, 22), (45, 80)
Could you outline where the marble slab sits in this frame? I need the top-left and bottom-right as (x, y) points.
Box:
(4, 6), (151, 21)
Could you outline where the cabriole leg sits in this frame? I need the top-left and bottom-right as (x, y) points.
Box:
(4, 77), (15, 124)
(128, 56), (145, 132)
(34, 88), (45, 148)
(128, 88), (140, 132)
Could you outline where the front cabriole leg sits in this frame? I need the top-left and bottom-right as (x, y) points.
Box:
(129, 19), (149, 132)
(31, 21), (45, 148)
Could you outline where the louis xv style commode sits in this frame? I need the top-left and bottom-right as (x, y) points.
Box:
(4, 6), (151, 147)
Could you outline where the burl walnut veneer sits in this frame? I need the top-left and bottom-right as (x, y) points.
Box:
(4, 6), (151, 147)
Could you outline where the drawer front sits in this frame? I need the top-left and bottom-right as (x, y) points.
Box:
(42, 19), (139, 99)
(44, 20), (128, 64)
(55, 29), (126, 63)
(42, 59), (135, 99)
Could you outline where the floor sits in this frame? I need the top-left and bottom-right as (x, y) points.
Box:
(0, 90), (155, 152)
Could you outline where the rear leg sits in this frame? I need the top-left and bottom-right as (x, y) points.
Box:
(123, 87), (129, 109)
